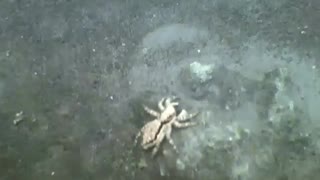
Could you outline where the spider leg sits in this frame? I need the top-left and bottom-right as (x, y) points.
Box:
(143, 105), (160, 117)
(158, 98), (165, 111)
(165, 96), (179, 107)
(142, 141), (157, 150)
(173, 120), (197, 128)
(164, 124), (179, 153)
(177, 109), (199, 121)
(134, 130), (142, 146)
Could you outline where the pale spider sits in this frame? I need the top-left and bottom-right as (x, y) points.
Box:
(134, 96), (198, 157)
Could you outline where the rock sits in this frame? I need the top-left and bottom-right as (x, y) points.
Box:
(179, 61), (257, 110)
(179, 61), (216, 99)
(187, 61), (215, 84)
(189, 61), (215, 83)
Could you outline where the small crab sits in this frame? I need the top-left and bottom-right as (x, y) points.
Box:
(134, 97), (178, 147)
(134, 97), (199, 157)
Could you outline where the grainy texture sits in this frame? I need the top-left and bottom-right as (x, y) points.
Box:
(0, 0), (320, 180)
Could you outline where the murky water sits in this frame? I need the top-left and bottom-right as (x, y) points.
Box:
(1, 0), (320, 179)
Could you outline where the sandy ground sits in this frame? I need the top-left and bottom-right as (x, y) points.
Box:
(0, 0), (320, 180)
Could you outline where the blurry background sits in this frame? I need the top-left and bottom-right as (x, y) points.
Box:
(1, 0), (320, 179)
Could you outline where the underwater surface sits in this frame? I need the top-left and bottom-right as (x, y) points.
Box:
(1, 0), (320, 179)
